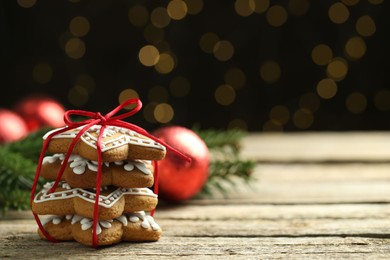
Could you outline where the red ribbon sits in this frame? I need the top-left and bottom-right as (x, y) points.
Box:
(30, 98), (191, 248)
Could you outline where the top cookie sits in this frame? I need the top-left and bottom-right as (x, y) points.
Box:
(44, 125), (166, 162)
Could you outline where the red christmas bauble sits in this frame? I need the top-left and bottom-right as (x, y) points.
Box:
(153, 126), (210, 202)
(14, 95), (66, 131)
(0, 109), (29, 143)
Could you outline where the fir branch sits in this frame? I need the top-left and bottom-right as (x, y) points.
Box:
(0, 147), (41, 213)
(194, 127), (256, 198)
(0, 190), (31, 213)
(3, 127), (50, 161)
(194, 127), (245, 153)
(198, 159), (255, 198)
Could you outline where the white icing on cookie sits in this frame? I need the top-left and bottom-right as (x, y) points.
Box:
(128, 211), (160, 231)
(43, 125), (166, 152)
(39, 212), (159, 235)
(34, 181), (157, 208)
(42, 154), (152, 175)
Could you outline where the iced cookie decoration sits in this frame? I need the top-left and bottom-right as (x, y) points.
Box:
(45, 125), (167, 162)
(30, 98), (191, 247)
(40, 154), (154, 188)
(32, 181), (158, 220)
(38, 212), (162, 246)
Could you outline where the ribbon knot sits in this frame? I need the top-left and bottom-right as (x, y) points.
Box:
(95, 112), (107, 124)
(30, 98), (191, 248)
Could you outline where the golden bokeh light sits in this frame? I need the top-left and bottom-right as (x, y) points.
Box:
(263, 120), (283, 132)
(75, 74), (95, 93)
(260, 60), (281, 83)
(32, 63), (53, 84)
(148, 85), (169, 103)
(356, 15), (376, 37)
(68, 85), (89, 107)
(144, 25), (165, 44)
(17, 0), (36, 8)
(138, 45), (160, 67)
(316, 78), (338, 99)
(65, 38), (86, 59)
(169, 76), (191, 97)
(128, 5), (149, 27)
(374, 90), (390, 111)
(213, 40), (234, 62)
(234, 0), (255, 17)
(345, 36), (366, 60)
(341, 0), (359, 6)
(228, 118), (248, 131)
(368, 0), (384, 4)
(326, 57), (348, 81)
(143, 103), (157, 123)
(311, 44), (333, 66)
(224, 67), (246, 89)
(118, 89), (139, 109)
(167, 0), (188, 20)
(293, 109), (313, 129)
(154, 52), (176, 74)
(199, 32), (220, 54)
(215, 84), (236, 106)
(184, 0), (204, 15)
(288, 0), (310, 16)
(154, 103), (174, 123)
(299, 92), (321, 112)
(150, 7), (171, 28)
(253, 0), (269, 13)
(69, 16), (90, 37)
(346, 92), (367, 114)
(269, 105), (290, 125)
(266, 5), (288, 27)
(328, 2), (349, 24)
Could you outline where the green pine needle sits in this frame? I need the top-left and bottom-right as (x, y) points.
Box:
(194, 127), (245, 152)
(194, 127), (256, 198)
(3, 127), (50, 161)
(198, 159), (255, 198)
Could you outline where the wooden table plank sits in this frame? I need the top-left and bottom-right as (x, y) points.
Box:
(190, 163), (390, 203)
(242, 132), (390, 162)
(1, 234), (389, 259)
(2, 132), (390, 258)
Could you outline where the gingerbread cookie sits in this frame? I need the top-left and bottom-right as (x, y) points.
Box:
(32, 182), (158, 220)
(40, 154), (154, 189)
(44, 125), (166, 162)
(38, 211), (162, 246)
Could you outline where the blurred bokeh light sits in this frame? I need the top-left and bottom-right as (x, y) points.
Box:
(1, 0), (388, 131)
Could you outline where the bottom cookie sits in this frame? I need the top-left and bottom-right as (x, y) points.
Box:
(38, 211), (162, 246)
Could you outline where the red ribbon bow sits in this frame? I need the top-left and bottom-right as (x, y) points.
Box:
(30, 98), (191, 248)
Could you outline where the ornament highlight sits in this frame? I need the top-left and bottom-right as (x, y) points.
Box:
(0, 109), (29, 143)
(14, 95), (66, 131)
(153, 126), (209, 202)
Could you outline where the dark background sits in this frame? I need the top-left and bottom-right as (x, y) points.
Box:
(0, 0), (389, 132)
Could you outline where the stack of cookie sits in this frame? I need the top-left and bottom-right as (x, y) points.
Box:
(31, 125), (166, 246)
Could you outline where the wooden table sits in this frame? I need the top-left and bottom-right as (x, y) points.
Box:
(2, 132), (390, 259)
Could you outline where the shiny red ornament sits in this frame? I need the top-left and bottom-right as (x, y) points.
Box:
(0, 109), (29, 143)
(14, 95), (66, 131)
(153, 126), (209, 202)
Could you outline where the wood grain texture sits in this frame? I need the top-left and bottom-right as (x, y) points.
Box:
(2, 132), (390, 259)
(242, 132), (390, 162)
